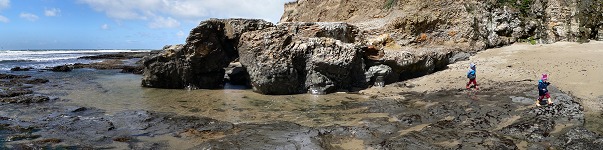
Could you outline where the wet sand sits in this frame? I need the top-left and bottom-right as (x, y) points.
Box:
(366, 41), (603, 134)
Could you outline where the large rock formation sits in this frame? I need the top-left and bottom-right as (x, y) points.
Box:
(238, 22), (366, 94)
(141, 19), (274, 89)
(282, 0), (603, 49)
(143, 0), (603, 94)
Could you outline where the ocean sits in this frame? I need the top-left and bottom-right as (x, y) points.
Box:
(0, 49), (152, 71)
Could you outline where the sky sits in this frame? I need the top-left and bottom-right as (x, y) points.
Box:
(0, 0), (294, 50)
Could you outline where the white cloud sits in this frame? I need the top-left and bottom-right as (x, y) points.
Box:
(149, 16), (180, 28)
(0, 0), (9, 10)
(101, 24), (109, 30)
(20, 13), (39, 21)
(0, 15), (8, 23)
(78, 0), (296, 28)
(44, 8), (61, 17)
(177, 30), (185, 37)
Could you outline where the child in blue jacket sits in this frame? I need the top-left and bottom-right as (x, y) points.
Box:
(466, 63), (478, 90)
(536, 74), (553, 106)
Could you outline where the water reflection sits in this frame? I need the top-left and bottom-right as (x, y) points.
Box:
(41, 71), (375, 127)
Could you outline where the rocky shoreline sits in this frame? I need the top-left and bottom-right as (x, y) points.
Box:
(8, 51), (159, 74)
(0, 69), (601, 149)
(1, 0), (602, 148)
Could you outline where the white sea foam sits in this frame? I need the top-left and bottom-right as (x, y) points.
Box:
(0, 49), (151, 70)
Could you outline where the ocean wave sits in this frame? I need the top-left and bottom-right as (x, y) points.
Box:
(0, 49), (151, 55)
(0, 59), (34, 63)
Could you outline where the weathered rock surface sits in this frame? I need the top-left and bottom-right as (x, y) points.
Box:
(49, 65), (72, 72)
(238, 22), (366, 94)
(282, 0), (603, 49)
(0, 74), (52, 104)
(141, 19), (274, 89)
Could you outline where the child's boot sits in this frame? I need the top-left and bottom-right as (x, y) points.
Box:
(547, 98), (553, 105)
(535, 100), (541, 106)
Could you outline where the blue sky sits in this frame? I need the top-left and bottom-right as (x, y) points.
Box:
(0, 0), (294, 50)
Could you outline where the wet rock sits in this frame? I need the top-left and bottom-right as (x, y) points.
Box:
(142, 19), (274, 89)
(499, 117), (555, 142)
(35, 138), (62, 144)
(365, 64), (392, 87)
(10, 67), (32, 71)
(555, 127), (603, 149)
(66, 106), (87, 112)
(0, 74), (31, 79)
(0, 95), (50, 103)
(120, 65), (144, 74)
(0, 88), (33, 98)
(78, 52), (155, 60)
(112, 136), (132, 142)
(50, 65), (72, 72)
(194, 121), (322, 149)
(528, 93), (584, 121)
(108, 110), (234, 136)
(6, 134), (41, 141)
(382, 133), (444, 149)
(11, 78), (50, 85)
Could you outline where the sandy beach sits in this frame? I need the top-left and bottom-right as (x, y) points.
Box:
(366, 41), (603, 134)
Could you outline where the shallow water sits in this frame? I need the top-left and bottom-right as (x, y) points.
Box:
(4, 68), (600, 149)
(34, 69), (380, 127)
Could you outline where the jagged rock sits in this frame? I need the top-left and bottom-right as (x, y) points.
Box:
(0, 88), (33, 98)
(120, 65), (144, 74)
(381, 48), (452, 82)
(141, 19), (274, 89)
(78, 52), (153, 59)
(365, 64), (392, 87)
(50, 65), (72, 72)
(0, 95), (50, 103)
(11, 78), (49, 85)
(10, 67), (32, 71)
(238, 22), (366, 95)
(194, 122), (322, 150)
(0, 74), (31, 79)
(559, 127), (603, 149)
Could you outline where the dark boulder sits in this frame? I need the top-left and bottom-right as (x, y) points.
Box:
(50, 65), (72, 72)
(10, 67), (33, 71)
(120, 65), (144, 74)
(141, 19), (274, 89)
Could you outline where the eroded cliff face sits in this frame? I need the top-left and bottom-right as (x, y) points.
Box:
(282, 0), (603, 50)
